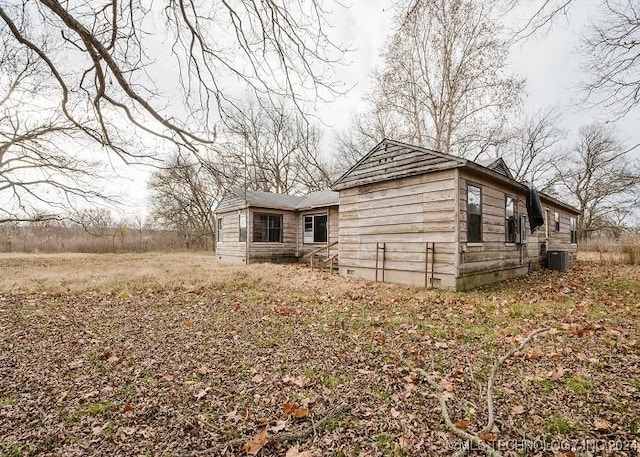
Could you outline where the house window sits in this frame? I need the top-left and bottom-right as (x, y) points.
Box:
(570, 217), (578, 244)
(520, 214), (528, 243)
(217, 217), (223, 243)
(253, 213), (283, 243)
(554, 212), (560, 231)
(505, 196), (516, 243)
(467, 184), (482, 243)
(238, 212), (247, 242)
(303, 214), (328, 243)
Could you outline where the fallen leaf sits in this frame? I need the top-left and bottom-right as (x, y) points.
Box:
(196, 366), (209, 375)
(270, 420), (288, 433)
(122, 404), (134, 414)
(92, 424), (107, 435)
(292, 407), (309, 419)
(550, 366), (567, 380)
(282, 401), (297, 415)
(511, 405), (525, 415)
(285, 445), (314, 457)
(225, 409), (241, 422)
(398, 436), (412, 449)
(526, 349), (542, 360)
(194, 388), (209, 400)
(118, 426), (137, 436)
(243, 428), (268, 455)
(594, 419), (611, 432)
(478, 431), (496, 442)
(439, 378), (454, 392)
(107, 355), (120, 364)
(454, 419), (469, 430)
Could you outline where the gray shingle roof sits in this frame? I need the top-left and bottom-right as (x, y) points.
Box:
(244, 189), (302, 210)
(296, 190), (339, 210)
(214, 188), (339, 213)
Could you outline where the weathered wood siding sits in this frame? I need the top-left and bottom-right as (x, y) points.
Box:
(338, 169), (457, 289)
(215, 209), (247, 263)
(216, 192), (245, 213)
(247, 208), (298, 262)
(296, 206), (339, 257)
(541, 200), (579, 254)
(457, 169), (578, 289)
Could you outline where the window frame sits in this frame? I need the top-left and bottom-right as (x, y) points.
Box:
(303, 213), (328, 244)
(520, 214), (528, 244)
(216, 217), (223, 243)
(554, 212), (560, 231)
(253, 212), (284, 243)
(238, 212), (247, 242)
(467, 183), (483, 243)
(570, 217), (578, 244)
(505, 196), (516, 243)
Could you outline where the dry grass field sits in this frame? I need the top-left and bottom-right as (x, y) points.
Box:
(1, 253), (639, 456)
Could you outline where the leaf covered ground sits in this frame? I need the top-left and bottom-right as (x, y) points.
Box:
(0, 253), (639, 456)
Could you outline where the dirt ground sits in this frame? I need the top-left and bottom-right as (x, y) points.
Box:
(1, 253), (639, 456)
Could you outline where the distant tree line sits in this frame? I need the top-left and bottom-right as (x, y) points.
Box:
(0, 209), (207, 254)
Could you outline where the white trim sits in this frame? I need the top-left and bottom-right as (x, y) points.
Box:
(303, 212), (328, 244)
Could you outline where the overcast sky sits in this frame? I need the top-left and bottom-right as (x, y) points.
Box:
(116, 0), (639, 218)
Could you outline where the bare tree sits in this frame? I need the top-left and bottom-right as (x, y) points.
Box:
(500, 0), (640, 118)
(221, 100), (332, 194)
(0, 0), (346, 220)
(148, 153), (222, 249)
(582, 0), (640, 117)
(0, 42), (112, 222)
(554, 123), (640, 239)
(333, 109), (404, 177)
(367, 0), (523, 158)
(77, 208), (114, 238)
(501, 108), (566, 188)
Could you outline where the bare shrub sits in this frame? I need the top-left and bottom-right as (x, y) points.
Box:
(621, 236), (640, 265)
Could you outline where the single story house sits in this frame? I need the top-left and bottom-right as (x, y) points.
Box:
(332, 139), (579, 289)
(215, 139), (580, 290)
(214, 189), (339, 264)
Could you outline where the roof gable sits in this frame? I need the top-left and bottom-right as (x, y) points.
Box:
(215, 190), (246, 213)
(476, 157), (514, 180)
(332, 139), (465, 191)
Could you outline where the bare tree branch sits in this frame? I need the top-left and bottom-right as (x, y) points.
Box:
(0, 0), (347, 221)
(361, 0), (523, 158)
(554, 123), (640, 239)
